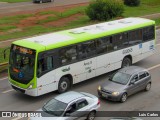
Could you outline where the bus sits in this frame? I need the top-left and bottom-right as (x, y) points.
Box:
(8, 17), (156, 96)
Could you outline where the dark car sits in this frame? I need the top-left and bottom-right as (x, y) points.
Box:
(98, 66), (151, 103)
(33, 0), (54, 3)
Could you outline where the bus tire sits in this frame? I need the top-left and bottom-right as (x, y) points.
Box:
(121, 57), (131, 68)
(58, 77), (70, 93)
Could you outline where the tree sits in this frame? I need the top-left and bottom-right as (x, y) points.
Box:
(85, 0), (124, 21)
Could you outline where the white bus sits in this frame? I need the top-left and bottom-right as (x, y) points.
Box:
(8, 17), (155, 96)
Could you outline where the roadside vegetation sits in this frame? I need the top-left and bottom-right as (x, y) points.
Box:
(0, 0), (160, 64)
(0, 0), (30, 3)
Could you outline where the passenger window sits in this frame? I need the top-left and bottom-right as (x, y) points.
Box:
(59, 46), (77, 64)
(77, 99), (88, 110)
(112, 32), (129, 49)
(38, 56), (53, 75)
(128, 29), (142, 45)
(131, 74), (139, 82)
(139, 72), (147, 79)
(66, 103), (77, 114)
(78, 41), (96, 59)
(96, 37), (110, 54)
(145, 72), (149, 76)
(143, 26), (155, 41)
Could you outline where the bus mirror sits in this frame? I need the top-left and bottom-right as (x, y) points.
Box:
(3, 47), (10, 59)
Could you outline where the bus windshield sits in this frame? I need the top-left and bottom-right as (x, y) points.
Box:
(9, 45), (36, 84)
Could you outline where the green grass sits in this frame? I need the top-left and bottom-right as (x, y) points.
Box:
(0, 25), (17, 32)
(37, 6), (86, 24)
(0, 14), (33, 25)
(0, 0), (30, 3)
(123, 0), (160, 17)
(153, 18), (160, 26)
(0, 47), (9, 63)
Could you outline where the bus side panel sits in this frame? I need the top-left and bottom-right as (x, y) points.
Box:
(141, 40), (155, 59)
(37, 70), (56, 96)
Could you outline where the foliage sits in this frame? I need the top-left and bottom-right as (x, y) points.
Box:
(86, 0), (124, 21)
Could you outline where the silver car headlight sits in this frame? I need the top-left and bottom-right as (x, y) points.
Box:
(112, 92), (120, 96)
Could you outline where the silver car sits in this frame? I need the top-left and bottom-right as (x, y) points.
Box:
(30, 91), (100, 120)
(98, 66), (151, 103)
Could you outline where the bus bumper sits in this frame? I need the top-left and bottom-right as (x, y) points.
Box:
(11, 84), (38, 97)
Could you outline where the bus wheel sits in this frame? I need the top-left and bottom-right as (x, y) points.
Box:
(58, 77), (70, 93)
(122, 57), (131, 68)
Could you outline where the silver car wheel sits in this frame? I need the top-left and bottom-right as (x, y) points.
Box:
(145, 83), (151, 91)
(121, 93), (127, 103)
(87, 111), (95, 120)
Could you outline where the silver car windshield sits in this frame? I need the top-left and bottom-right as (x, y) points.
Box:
(111, 72), (131, 85)
(42, 99), (67, 116)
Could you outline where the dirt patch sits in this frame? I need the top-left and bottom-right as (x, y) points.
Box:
(17, 14), (55, 28)
(45, 13), (84, 27)
(0, 3), (89, 18)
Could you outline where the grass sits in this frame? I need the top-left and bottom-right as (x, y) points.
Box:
(153, 18), (160, 26)
(0, 14), (33, 25)
(0, 25), (17, 32)
(0, 0), (30, 3)
(0, 47), (9, 63)
(37, 6), (86, 24)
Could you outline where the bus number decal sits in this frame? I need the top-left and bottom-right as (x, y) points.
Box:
(122, 48), (133, 54)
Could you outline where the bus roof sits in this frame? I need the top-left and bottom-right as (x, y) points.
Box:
(13, 17), (155, 52)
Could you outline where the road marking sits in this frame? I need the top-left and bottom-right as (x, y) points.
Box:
(2, 89), (14, 93)
(0, 4), (34, 10)
(156, 43), (160, 46)
(147, 64), (160, 71)
(12, 117), (22, 120)
(0, 77), (8, 81)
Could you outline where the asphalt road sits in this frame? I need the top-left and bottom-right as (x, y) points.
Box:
(0, 0), (89, 15)
(0, 30), (160, 120)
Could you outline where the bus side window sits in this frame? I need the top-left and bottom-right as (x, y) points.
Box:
(128, 29), (142, 45)
(143, 26), (155, 41)
(78, 41), (96, 59)
(96, 37), (109, 54)
(38, 56), (53, 76)
(59, 46), (77, 65)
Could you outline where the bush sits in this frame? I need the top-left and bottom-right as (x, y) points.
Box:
(85, 0), (124, 21)
(124, 0), (140, 6)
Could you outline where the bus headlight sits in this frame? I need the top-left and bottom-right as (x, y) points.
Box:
(28, 83), (34, 89)
(112, 92), (119, 96)
(98, 86), (101, 91)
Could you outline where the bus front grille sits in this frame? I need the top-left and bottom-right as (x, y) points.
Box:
(12, 85), (25, 93)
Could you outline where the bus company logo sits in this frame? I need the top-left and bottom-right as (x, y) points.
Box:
(62, 67), (70, 72)
(122, 48), (133, 54)
(149, 42), (154, 50)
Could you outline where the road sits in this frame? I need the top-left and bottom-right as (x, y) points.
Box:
(0, 30), (160, 120)
(0, 0), (89, 15)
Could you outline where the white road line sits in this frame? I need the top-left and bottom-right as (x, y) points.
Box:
(147, 64), (160, 71)
(12, 117), (22, 120)
(2, 89), (14, 93)
(156, 43), (160, 46)
(0, 77), (8, 81)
